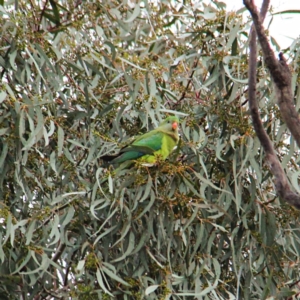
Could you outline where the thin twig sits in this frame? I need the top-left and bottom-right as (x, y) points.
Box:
(173, 56), (200, 106)
(38, 0), (49, 31)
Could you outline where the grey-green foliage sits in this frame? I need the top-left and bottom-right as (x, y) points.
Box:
(0, 0), (300, 299)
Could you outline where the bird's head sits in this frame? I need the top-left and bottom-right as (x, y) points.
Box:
(158, 116), (179, 132)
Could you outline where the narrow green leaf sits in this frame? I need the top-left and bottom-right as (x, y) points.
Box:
(67, 139), (87, 149)
(0, 142), (8, 169)
(101, 264), (130, 286)
(273, 9), (300, 15)
(76, 260), (85, 271)
(25, 47), (46, 83)
(112, 231), (135, 262)
(0, 91), (7, 103)
(49, 215), (60, 245)
(4, 214), (12, 245)
(139, 175), (152, 202)
(135, 189), (156, 220)
(108, 174), (113, 194)
(57, 126), (64, 156)
(9, 50), (17, 70)
(96, 268), (113, 296)
(49, 0), (60, 24)
(145, 285), (159, 295)
(25, 220), (36, 245)
(11, 251), (32, 274)
(62, 206), (75, 227)
(111, 207), (131, 247)
(124, 4), (140, 23)
(93, 225), (118, 245)
(215, 139), (227, 162)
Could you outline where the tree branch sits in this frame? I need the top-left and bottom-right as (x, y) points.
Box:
(244, 0), (300, 209)
(244, 0), (300, 148)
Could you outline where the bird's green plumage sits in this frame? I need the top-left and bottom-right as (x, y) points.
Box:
(102, 116), (180, 164)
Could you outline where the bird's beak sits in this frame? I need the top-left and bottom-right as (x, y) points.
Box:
(172, 122), (178, 130)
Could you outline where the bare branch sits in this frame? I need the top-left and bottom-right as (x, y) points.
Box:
(248, 0), (273, 155)
(245, 0), (300, 209)
(244, 0), (300, 148)
(267, 153), (300, 209)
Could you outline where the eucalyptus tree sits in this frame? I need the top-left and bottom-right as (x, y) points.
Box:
(0, 0), (300, 299)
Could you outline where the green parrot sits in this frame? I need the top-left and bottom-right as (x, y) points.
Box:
(101, 116), (180, 165)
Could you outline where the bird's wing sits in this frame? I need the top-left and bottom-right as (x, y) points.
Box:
(102, 131), (164, 163)
(129, 130), (164, 151)
(119, 144), (156, 155)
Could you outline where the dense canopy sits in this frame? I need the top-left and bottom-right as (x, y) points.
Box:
(1, 0), (300, 299)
